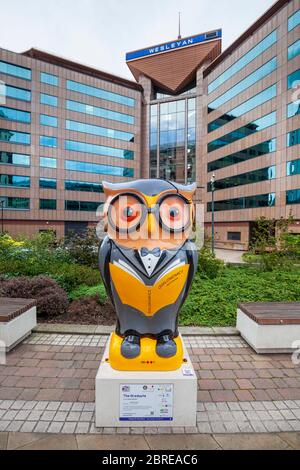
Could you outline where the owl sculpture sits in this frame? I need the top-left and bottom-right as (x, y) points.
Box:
(99, 179), (198, 371)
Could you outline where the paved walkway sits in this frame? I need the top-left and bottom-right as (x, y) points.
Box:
(1, 430), (300, 449)
(0, 332), (299, 437)
(215, 249), (246, 264)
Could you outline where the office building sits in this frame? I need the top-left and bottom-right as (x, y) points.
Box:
(0, 0), (299, 248)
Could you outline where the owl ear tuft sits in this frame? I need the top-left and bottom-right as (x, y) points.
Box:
(102, 181), (118, 197)
(178, 182), (197, 201)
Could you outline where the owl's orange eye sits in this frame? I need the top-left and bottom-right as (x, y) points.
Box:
(169, 207), (180, 220)
(121, 206), (139, 222)
(159, 195), (190, 232)
(108, 194), (146, 232)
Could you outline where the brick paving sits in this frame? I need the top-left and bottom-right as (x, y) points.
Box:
(0, 399), (300, 434)
(0, 333), (299, 434)
(24, 333), (246, 349)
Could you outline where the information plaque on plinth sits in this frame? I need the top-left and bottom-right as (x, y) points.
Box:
(95, 334), (197, 428)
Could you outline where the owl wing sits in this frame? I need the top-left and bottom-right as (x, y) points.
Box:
(179, 240), (199, 308)
(98, 235), (114, 306)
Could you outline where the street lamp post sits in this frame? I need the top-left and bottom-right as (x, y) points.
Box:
(210, 173), (216, 255)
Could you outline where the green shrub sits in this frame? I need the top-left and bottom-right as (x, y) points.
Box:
(48, 264), (100, 292)
(180, 265), (300, 327)
(60, 228), (99, 268)
(0, 232), (72, 277)
(197, 246), (224, 279)
(0, 275), (69, 317)
(0, 257), (100, 293)
(69, 283), (107, 304)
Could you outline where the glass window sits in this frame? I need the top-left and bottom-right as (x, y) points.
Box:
(150, 104), (158, 178)
(0, 174), (30, 188)
(65, 140), (134, 160)
(208, 165), (275, 191)
(40, 157), (57, 168)
(0, 85), (31, 102)
(208, 31), (277, 93)
(0, 61), (31, 80)
(40, 93), (58, 107)
(288, 69), (300, 89)
(0, 128), (30, 145)
(208, 58), (277, 112)
(66, 100), (134, 124)
(207, 139), (276, 172)
(0, 106), (30, 123)
(207, 193), (275, 212)
(287, 102), (300, 118)
(39, 177), (57, 189)
(0, 196), (29, 209)
(40, 135), (57, 148)
(65, 159), (134, 177)
(288, 39), (300, 61)
(66, 80), (135, 107)
(208, 84), (276, 133)
(228, 232), (241, 241)
(65, 200), (102, 211)
(0, 151), (30, 166)
(65, 180), (103, 193)
(287, 128), (300, 147)
(40, 114), (58, 127)
(187, 98), (196, 184)
(150, 97), (196, 183)
(286, 188), (300, 204)
(159, 99), (187, 183)
(288, 9), (300, 31)
(39, 198), (56, 210)
(40, 72), (58, 86)
(208, 112), (276, 153)
(65, 120), (134, 142)
(287, 158), (300, 176)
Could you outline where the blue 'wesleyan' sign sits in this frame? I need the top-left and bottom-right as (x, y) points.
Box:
(126, 30), (222, 61)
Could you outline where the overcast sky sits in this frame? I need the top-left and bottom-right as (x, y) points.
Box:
(0, 0), (276, 80)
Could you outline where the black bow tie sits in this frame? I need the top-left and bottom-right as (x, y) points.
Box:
(140, 247), (161, 258)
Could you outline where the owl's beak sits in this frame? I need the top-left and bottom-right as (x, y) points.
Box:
(147, 212), (156, 238)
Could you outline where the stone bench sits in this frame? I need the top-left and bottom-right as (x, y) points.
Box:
(236, 302), (300, 353)
(0, 298), (37, 351)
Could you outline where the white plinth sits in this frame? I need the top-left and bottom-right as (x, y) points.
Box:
(0, 307), (37, 351)
(237, 308), (300, 353)
(95, 335), (197, 427)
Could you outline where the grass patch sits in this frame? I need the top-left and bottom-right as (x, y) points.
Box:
(68, 283), (107, 304)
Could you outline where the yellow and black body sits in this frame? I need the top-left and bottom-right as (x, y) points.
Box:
(98, 179), (198, 371)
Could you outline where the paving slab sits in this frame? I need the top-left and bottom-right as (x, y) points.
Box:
(213, 433), (290, 450)
(278, 432), (300, 449)
(34, 324), (98, 335)
(145, 434), (220, 450)
(76, 434), (149, 450)
(0, 432), (8, 450)
(2, 432), (300, 450)
(7, 432), (46, 450)
(34, 324), (239, 336)
(14, 433), (78, 450)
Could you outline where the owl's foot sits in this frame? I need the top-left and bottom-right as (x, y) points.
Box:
(121, 331), (141, 359)
(156, 330), (177, 358)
